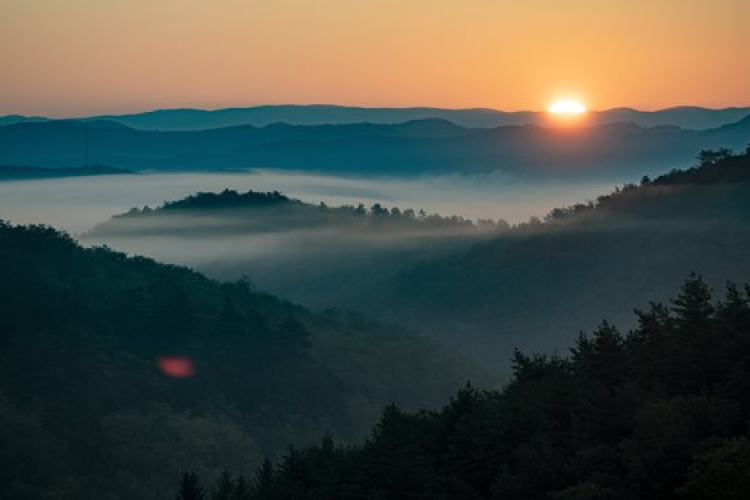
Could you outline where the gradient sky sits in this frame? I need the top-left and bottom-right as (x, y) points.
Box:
(1, 0), (749, 117)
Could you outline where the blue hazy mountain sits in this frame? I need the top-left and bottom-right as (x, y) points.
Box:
(2, 105), (750, 130)
(2, 116), (749, 178)
(0, 164), (135, 181)
(0, 114), (50, 126)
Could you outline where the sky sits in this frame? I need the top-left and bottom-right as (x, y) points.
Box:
(1, 0), (749, 117)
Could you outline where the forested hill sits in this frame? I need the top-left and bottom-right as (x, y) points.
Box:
(82, 148), (750, 372)
(0, 221), (482, 500)
(186, 275), (750, 500)
(539, 146), (750, 224)
(337, 148), (750, 363)
(88, 189), (498, 238)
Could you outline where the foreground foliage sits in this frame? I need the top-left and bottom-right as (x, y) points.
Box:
(0, 222), (477, 500)
(188, 275), (750, 499)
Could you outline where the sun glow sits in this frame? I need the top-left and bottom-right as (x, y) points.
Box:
(548, 100), (587, 114)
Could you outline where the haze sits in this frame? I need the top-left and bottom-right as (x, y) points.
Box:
(0, 171), (618, 234)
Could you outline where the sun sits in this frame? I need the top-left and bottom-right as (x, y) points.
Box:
(548, 100), (587, 115)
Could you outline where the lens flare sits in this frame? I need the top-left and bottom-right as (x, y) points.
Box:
(158, 356), (195, 378)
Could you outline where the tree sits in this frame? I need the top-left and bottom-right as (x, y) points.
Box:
(571, 322), (627, 391)
(697, 148), (733, 167)
(252, 459), (276, 500)
(177, 472), (206, 500)
(371, 203), (388, 218)
(232, 474), (251, 500)
(679, 437), (750, 500)
(671, 273), (714, 331)
(192, 276), (750, 500)
(212, 469), (234, 500)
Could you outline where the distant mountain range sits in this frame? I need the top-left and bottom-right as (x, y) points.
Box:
(2, 105), (750, 131)
(0, 164), (134, 181)
(2, 115), (749, 178)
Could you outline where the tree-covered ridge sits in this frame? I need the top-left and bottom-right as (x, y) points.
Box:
(0, 221), (480, 500)
(106, 189), (509, 232)
(362, 148), (750, 364)
(187, 275), (750, 500)
(160, 189), (294, 211)
(649, 147), (750, 186)
(100, 146), (750, 235)
(540, 146), (750, 225)
(104, 146), (750, 238)
(90, 188), (506, 238)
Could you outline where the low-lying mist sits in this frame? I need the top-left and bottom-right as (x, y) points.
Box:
(82, 167), (750, 372)
(0, 169), (620, 234)
(84, 225), (490, 314)
(8, 161), (749, 374)
(0, 168), (626, 373)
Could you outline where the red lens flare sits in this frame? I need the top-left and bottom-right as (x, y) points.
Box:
(158, 356), (195, 378)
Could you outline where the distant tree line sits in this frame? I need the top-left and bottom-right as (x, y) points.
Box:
(112, 188), (510, 233)
(107, 145), (750, 236)
(243, 146), (750, 233)
(540, 146), (750, 225)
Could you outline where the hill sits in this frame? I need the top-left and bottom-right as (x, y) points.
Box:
(185, 275), (750, 500)
(351, 147), (750, 362)
(80, 148), (750, 371)
(82, 190), (502, 318)
(2, 104), (750, 130)
(1, 117), (749, 178)
(87, 188), (491, 237)
(0, 221), (483, 500)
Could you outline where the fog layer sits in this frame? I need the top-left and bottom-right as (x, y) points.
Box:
(0, 170), (619, 234)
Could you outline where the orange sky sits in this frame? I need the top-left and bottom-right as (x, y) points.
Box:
(1, 0), (749, 117)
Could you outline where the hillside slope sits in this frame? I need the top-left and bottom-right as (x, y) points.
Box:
(0, 222), (482, 500)
(188, 276), (750, 500)
(362, 148), (750, 362)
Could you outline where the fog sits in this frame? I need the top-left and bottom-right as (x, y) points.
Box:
(0, 168), (631, 344)
(0, 170), (621, 235)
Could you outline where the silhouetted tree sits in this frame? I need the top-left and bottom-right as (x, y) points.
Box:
(177, 472), (206, 500)
(196, 276), (750, 500)
(212, 469), (234, 500)
(252, 459), (276, 500)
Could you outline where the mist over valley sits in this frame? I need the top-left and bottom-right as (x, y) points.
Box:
(3, 1), (750, 493)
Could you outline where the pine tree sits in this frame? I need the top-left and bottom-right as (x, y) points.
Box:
(671, 273), (714, 331)
(177, 472), (206, 500)
(212, 469), (234, 500)
(232, 474), (251, 500)
(252, 459), (276, 500)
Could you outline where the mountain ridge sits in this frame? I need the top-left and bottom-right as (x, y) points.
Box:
(2, 104), (750, 131)
(3, 116), (749, 178)
(0, 164), (135, 181)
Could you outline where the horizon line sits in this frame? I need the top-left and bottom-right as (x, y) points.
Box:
(3, 103), (750, 120)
